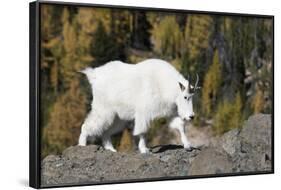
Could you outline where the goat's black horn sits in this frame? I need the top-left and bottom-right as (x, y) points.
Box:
(194, 73), (199, 91)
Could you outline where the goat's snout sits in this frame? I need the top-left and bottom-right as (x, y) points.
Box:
(189, 115), (194, 120)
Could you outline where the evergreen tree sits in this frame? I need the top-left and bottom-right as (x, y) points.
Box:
(184, 15), (213, 60)
(42, 81), (87, 157)
(181, 15), (213, 79)
(40, 5), (64, 127)
(202, 49), (222, 117)
(109, 10), (130, 61)
(90, 21), (122, 66)
(61, 8), (78, 86)
(118, 129), (134, 152)
(131, 11), (151, 50)
(227, 18), (246, 87)
(251, 88), (265, 114)
(42, 8), (88, 157)
(213, 92), (242, 135)
(151, 16), (182, 58)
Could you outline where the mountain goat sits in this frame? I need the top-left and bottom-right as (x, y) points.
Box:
(78, 59), (199, 153)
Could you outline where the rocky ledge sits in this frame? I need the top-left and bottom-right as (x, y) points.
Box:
(41, 114), (272, 186)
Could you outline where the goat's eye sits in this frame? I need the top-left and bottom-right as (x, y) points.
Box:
(185, 96), (191, 101)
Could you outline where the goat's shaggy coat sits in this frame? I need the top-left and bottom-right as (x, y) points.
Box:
(79, 59), (195, 153)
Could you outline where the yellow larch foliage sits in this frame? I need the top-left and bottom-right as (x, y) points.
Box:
(118, 128), (134, 152)
(213, 92), (243, 135)
(251, 89), (264, 114)
(151, 16), (183, 57)
(76, 7), (111, 63)
(42, 80), (87, 158)
(202, 50), (222, 116)
(184, 15), (213, 59)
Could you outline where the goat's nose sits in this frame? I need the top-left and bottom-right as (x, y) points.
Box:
(189, 116), (194, 120)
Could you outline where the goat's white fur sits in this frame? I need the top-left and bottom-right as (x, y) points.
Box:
(79, 59), (195, 153)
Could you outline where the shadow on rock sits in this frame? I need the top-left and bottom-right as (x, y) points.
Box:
(151, 144), (202, 153)
(151, 144), (183, 153)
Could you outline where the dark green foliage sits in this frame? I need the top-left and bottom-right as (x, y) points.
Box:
(131, 11), (152, 50)
(90, 21), (121, 66)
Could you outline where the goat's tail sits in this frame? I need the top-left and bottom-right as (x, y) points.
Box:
(79, 67), (96, 85)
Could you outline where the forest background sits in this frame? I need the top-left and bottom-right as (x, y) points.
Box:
(40, 4), (273, 158)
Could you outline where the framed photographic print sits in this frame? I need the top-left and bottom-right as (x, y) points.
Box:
(29, 0), (274, 188)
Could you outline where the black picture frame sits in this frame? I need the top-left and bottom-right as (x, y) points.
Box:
(29, 1), (274, 188)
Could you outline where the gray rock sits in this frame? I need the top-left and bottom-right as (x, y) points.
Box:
(41, 114), (272, 186)
(189, 147), (233, 175)
(233, 114), (272, 172)
(220, 128), (241, 156)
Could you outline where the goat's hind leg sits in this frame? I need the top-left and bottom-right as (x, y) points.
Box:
(102, 117), (126, 152)
(78, 111), (112, 147)
(102, 135), (116, 152)
(79, 112), (95, 146)
(78, 126), (88, 146)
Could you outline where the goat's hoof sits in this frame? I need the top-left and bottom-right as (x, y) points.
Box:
(184, 144), (200, 152)
(185, 147), (193, 152)
(105, 147), (117, 152)
(140, 148), (150, 154)
(184, 144), (194, 151)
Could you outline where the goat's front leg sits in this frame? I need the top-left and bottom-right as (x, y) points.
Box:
(133, 112), (150, 153)
(138, 134), (149, 153)
(169, 117), (192, 150)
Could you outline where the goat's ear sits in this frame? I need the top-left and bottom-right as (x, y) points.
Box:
(178, 82), (185, 91)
